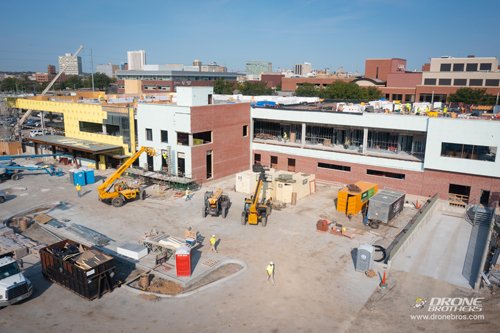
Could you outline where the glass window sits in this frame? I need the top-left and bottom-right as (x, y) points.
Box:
(439, 79), (452, 85)
(485, 79), (499, 87)
(243, 125), (248, 137)
(441, 142), (496, 162)
(146, 128), (153, 141)
(440, 63), (451, 71)
(160, 130), (168, 143)
(366, 169), (405, 179)
(466, 63), (478, 71)
(424, 78), (436, 85)
(193, 131), (212, 145)
(452, 63), (464, 72)
(469, 79), (483, 86)
(454, 79), (467, 86)
(317, 162), (351, 171)
(479, 63), (492, 71)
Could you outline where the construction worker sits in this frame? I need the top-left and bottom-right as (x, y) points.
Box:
(210, 234), (218, 253)
(76, 184), (82, 198)
(266, 261), (275, 285)
(283, 131), (288, 143)
(185, 187), (192, 201)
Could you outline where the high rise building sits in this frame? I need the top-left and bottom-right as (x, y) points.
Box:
(47, 65), (56, 75)
(58, 53), (82, 75)
(294, 62), (312, 76)
(96, 63), (119, 78)
(127, 50), (146, 70)
(246, 61), (272, 78)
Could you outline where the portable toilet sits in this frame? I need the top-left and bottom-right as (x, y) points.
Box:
(73, 170), (86, 186)
(175, 246), (192, 277)
(337, 181), (378, 216)
(83, 168), (95, 184)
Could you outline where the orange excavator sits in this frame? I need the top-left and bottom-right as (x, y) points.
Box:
(97, 146), (156, 207)
(241, 165), (272, 227)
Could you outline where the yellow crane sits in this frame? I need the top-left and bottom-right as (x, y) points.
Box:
(241, 165), (272, 227)
(97, 146), (155, 207)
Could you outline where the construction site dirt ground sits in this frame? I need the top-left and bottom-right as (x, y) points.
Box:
(0, 166), (498, 333)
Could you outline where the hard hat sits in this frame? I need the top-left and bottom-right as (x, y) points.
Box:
(212, 234), (216, 237)
(270, 261), (274, 265)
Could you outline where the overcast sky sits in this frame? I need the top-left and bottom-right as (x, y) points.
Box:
(1, 0), (499, 73)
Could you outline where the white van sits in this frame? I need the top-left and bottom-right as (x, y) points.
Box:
(29, 130), (46, 137)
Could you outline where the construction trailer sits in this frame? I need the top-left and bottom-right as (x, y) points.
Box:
(40, 239), (115, 300)
(366, 189), (406, 228)
(337, 181), (378, 216)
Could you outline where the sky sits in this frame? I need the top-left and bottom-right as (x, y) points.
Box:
(0, 0), (499, 73)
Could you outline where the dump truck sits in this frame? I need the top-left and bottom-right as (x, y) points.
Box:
(40, 239), (115, 300)
(203, 188), (231, 218)
(366, 189), (406, 229)
(0, 255), (33, 306)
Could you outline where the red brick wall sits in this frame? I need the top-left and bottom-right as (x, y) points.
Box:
(261, 74), (284, 88)
(252, 149), (500, 203)
(281, 77), (351, 92)
(365, 59), (406, 81)
(190, 103), (251, 182)
(386, 72), (422, 88)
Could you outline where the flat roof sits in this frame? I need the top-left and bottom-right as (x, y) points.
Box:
(116, 70), (240, 77)
(28, 135), (123, 154)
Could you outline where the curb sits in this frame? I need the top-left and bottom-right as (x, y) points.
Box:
(123, 258), (247, 298)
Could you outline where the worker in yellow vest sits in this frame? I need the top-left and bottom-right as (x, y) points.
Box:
(266, 261), (275, 285)
(210, 235), (218, 253)
(76, 184), (82, 198)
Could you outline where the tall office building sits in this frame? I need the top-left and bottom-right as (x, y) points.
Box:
(127, 50), (146, 70)
(96, 63), (119, 78)
(246, 61), (273, 77)
(294, 62), (312, 76)
(58, 53), (82, 75)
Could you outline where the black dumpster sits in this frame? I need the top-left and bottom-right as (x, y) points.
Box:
(40, 239), (115, 300)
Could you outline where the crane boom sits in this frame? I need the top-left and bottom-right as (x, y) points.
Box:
(15, 45), (84, 133)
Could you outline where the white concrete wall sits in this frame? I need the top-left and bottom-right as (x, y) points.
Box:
(137, 103), (193, 176)
(251, 107), (428, 132)
(176, 87), (213, 107)
(424, 118), (500, 177)
(429, 57), (498, 72)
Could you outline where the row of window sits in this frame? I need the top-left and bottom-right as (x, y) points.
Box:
(441, 142), (496, 162)
(424, 78), (499, 87)
(146, 128), (169, 143)
(145, 126), (248, 145)
(439, 63), (492, 72)
(317, 162), (406, 179)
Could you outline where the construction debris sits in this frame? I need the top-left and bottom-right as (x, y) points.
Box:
(0, 225), (40, 258)
(67, 223), (112, 246)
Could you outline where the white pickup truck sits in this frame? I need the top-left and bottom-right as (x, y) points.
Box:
(0, 256), (33, 306)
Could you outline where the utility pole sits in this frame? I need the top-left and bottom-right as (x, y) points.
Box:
(90, 48), (95, 91)
(496, 92), (499, 105)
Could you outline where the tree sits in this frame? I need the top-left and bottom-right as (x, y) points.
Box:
(295, 83), (320, 97)
(448, 88), (496, 105)
(213, 78), (236, 94)
(82, 73), (113, 91)
(63, 75), (83, 90)
(237, 81), (273, 96)
(0, 77), (17, 92)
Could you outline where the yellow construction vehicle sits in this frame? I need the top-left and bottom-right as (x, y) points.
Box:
(97, 146), (156, 207)
(203, 188), (231, 218)
(241, 165), (272, 227)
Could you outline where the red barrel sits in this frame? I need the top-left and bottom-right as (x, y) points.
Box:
(175, 246), (191, 277)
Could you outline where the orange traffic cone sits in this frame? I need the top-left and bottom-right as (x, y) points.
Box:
(380, 271), (388, 288)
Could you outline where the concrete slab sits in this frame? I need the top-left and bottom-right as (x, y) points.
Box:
(391, 211), (471, 288)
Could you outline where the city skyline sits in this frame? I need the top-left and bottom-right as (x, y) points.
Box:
(0, 0), (499, 73)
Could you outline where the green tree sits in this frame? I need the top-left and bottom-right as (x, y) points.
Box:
(295, 83), (320, 97)
(213, 78), (236, 94)
(0, 77), (18, 92)
(449, 88), (495, 105)
(63, 75), (83, 90)
(238, 81), (273, 96)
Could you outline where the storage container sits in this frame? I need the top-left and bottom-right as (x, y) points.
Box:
(337, 181), (378, 216)
(73, 170), (86, 186)
(367, 189), (406, 224)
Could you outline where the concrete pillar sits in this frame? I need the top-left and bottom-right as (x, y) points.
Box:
(102, 124), (107, 135)
(363, 128), (368, 154)
(301, 123), (306, 148)
(188, 134), (193, 146)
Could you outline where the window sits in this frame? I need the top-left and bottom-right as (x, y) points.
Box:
(438, 79), (452, 86)
(271, 155), (278, 168)
(452, 63), (464, 72)
(391, 94), (402, 101)
(454, 79), (467, 86)
(485, 79), (499, 87)
(288, 158), (296, 172)
(440, 63), (451, 72)
(404, 94), (414, 102)
(367, 169), (405, 179)
(441, 142), (496, 162)
(161, 130), (168, 143)
(79, 121), (102, 134)
(317, 162), (351, 172)
(479, 63), (492, 71)
(193, 131), (212, 145)
(424, 78), (436, 85)
(254, 153), (261, 165)
(469, 79), (483, 86)
(145, 128), (153, 141)
(466, 63), (478, 71)
(243, 125), (248, 137)
(177, 132), (189, 146)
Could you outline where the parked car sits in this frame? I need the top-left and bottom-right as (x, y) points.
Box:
(29, 129), (46, 137)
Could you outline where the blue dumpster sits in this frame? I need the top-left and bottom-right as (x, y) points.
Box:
(84, 168), (95, 184)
